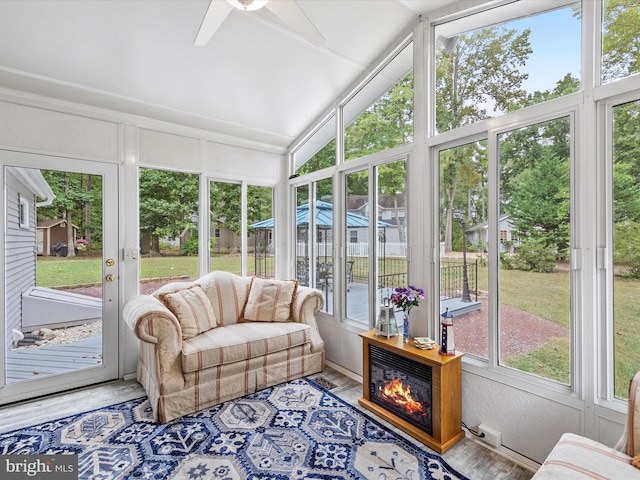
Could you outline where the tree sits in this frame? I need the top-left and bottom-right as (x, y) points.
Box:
(139, 169), (199, 256)
(297, 139), (336, 176)
(209, 182), (242, 240)
(436, 26), (533, 249)
(505, 150), (570, 259)
(602, 0), (640, 82)
(298, 70), (414, 176)
(345, 71), (414, 161)
(378, 160), (407, 243)
(38, 170), (99, 256)
(439, 143), (485, 252)
(436, 27), (532, 133)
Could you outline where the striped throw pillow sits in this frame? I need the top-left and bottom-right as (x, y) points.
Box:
(159, 284), (218, 339)
(241, 277), (298, 322)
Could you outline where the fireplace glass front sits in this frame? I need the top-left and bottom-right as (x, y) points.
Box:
(369, 344), (432, 435)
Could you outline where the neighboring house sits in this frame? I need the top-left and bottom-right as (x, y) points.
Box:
(4, 167), (54, 352)
(346, 194), (406, 252)
(466, 214), (520, 254)
(37, 219), (79, 256)
(211, 224), (247, 254)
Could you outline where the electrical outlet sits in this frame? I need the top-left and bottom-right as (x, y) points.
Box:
(478, 423), (501, 448)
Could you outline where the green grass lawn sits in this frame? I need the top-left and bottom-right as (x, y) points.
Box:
(36, 255), (638, 397)
(36, 255), (250, 287)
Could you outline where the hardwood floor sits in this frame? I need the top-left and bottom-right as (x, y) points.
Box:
(0, 367), (535, 479)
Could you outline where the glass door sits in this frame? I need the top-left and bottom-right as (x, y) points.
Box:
(1, 151), (119, 403)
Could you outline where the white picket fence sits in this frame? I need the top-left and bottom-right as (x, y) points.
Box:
(297, 242), (407, 257)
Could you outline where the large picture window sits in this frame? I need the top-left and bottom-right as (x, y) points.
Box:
(209, 181), (241, 273)
(344, 42), (413, 162)
(209, 181), (275, 277)
(434, 2), (581, 134)
(439, 140), (488, 359)
(611, 99), (640, 398)
(497, 117), (572, 384)
(345, 169), (369, 322)
(138, 168), (199, 292)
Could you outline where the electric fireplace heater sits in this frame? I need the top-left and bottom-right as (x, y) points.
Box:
(359, 330), (465, 453)
(369, 344), (433, 436)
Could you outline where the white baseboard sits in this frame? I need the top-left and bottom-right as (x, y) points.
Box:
(325, 360), (363, 383)
(465, 431), (540, 473)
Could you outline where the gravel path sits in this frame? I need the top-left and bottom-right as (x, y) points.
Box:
(452, 296), (568, 359)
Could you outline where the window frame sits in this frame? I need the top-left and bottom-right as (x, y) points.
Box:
(18, 193), (29, 229)
(597, 89), (640, 410)
(430, 98), (581, 395)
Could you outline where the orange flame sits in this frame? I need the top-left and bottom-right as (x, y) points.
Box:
(379, 378), (423, 415)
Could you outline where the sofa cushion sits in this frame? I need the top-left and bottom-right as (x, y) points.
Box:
(533, 433), (638, 479)
(198, 271), (251, 327)
(241, 277), (298, 322)
(181, 322), (311, 373)
(158, 284), (218, 339)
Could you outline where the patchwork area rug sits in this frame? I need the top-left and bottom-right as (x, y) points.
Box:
(0, 378), (468, 479)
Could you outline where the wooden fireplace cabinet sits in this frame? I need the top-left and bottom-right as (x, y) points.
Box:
(359, 330), (465, 453)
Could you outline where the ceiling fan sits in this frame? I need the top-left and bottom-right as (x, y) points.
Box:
(195, 0), (325, 47)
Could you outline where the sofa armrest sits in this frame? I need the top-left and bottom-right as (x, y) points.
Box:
(123, 295), (184, 394)
(124, 295), (182, 344)
(292, 286), (325, 353)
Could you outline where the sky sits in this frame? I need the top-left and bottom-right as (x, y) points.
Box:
(504, 5), (582, 94)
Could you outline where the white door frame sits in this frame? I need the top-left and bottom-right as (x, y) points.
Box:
(0, 150), (119, 404)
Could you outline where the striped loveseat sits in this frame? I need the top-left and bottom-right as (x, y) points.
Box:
(124, 271), (325, 422)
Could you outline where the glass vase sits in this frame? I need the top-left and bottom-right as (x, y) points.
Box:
(403, 312), (410, 343)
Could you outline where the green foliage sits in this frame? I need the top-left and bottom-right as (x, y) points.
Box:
(602, 0), (640, 82)
(517, 74), (580, 111)
(210, 181), (241, 236)
(139, 169), (199, 254)
(38, 170), (103, 249)
(345, 71), (414, 161)
(182, 236), (199, 256)
(247, 185), (274, 230)
(511, 237), (557, 273)
(500, 252), (515, 270)
(505, 149), (570, 259)
(613, 275), (640, 398)
(614, 220), (640, 278)
(435, 26), (532, 132)
(296, 139), (336, 175)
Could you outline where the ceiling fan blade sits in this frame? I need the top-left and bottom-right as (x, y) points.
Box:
(264, 1), (325, 47)
(194, 1), (233, 46)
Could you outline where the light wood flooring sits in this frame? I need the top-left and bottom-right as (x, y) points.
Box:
(0, 366), (535, 480)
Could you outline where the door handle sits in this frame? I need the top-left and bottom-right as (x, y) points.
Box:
(105, 274), (115, 282)
(106, 258), (115, 266)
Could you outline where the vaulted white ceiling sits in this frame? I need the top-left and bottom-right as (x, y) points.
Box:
(0, 0), (458, 151)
